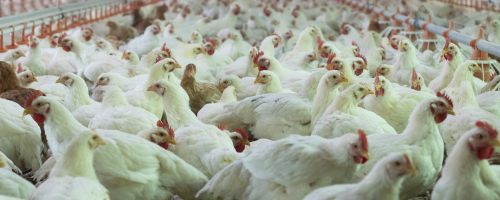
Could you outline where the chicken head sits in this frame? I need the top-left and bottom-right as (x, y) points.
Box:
(467, 121), (500, 160)
(430, 94), (455, 123)
(348, 129), (370, 164)
(385, 153), (417, 178)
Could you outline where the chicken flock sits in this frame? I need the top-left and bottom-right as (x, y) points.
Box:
(0, 0), (500, 200)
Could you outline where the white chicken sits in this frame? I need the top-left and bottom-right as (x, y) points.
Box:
(126, 24), (162, 56)
(304, 152), (416, 200)
(355, 96), (454, 199)
(24, 96), (208, 200)
(313, 83), (397, 138)
(125, 57), (181, 118)
(0, 98), (43, 172)
(440, 61), (500, 154)
(254, 70), (294, 95)
(217, 74), (258, 100)
(31, 131), (110, 200)
(363, 75), (434, 132)
(432, 121), (500, 200)
(197, 131), (370, 200)
(0, 154), (35, 199)
(197, 86), (238, 124)
(147, 80), (240, 177)
(88, 85), (158, 134)
(391, 39), (438, 85)
(56, 73), (100, 126)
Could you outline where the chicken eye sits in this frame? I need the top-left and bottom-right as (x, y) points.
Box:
(395, 161), (401, 166)
(358, 88), (364, 91)
(25, 75), (29, 78)
(92, 135), (98, 140)
(353, 144), (358, 148)
(332, 75), (337, 79)
(127, 52), (131, 55)
(36, 102), (42, 107)
(381, 80), (385, 84)
(262, 75), (267, 78)
(478, 134), (484, 140)
(158, 132), (166, 136)
(167, 61), (174, 65)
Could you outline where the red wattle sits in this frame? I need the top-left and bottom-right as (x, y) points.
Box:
(235, 144), (245, 152)
(391, 43), (398, 50)
(354, 156), (368, 164)
(62, 46), (71, 52)
(477, 147), (494, 160)
(258, 65), (268, 71)
(354, 68), (363, 76)
(32, 113), (46, 124)
(160, 142), (169, 150)
(444, 53), (453, 61)
(434, 113), (448, 123)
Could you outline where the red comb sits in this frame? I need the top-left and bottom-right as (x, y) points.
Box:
(58, 33), (67, 44)
(253, 50), (264, 64)
(436, 92), (454, 108)
(358, 129), (368, 151)
(444, 39), (450, 49)
(411, 68), (418, 81)
(235, 128), (249, 141)
(317, 37), (324, 50)
(476, 121), (498, 139)
(403, 154), (411, 165)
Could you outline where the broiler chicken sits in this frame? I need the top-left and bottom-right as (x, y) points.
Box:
(31, 131), (110, 200)
(197, 86), (238, 124)
(126, 24), (162, 56)
(304, 152), (416, 200)
(56, 73), (100, 126)
(432, 121), (500, 200)
(313, 83), (397, 138)
(197, 131), (370, 200)
(254, 70), (294, 95)
(355, 96), (454, 199)
(0, 157), (35, 199)
(147, 80), (240, 177)
(181, 63), (222, 114)
(24, 96), (208, 200)
(88, 85), (158, 134)
(363, 75), (434, 132)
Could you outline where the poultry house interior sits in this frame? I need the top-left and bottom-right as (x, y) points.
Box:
(1, 0), (500, 199)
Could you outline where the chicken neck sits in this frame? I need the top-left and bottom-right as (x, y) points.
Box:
(50, 134), (99, 180)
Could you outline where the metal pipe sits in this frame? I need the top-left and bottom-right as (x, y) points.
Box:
(348, 1), (500, 58)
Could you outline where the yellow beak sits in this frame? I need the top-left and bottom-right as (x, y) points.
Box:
(406, 162), (418, 176)
(254, 76), (265, 84)
(23, 107), (35, 116)
(95, 137), (107, 146)
(168, 138), (177, 145)
(447, 108), (455, 116)
(146, 85), (155, 92)
(366, 88), (374, 95)
(55, 77), (64, 84)
(490, 139), (500, 147)
(122, 52), (128, 60)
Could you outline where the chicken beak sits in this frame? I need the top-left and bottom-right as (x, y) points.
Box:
(446, 108), (455, 116)
(361, 150), (369, 161)
(339, 75), (348, 83)
(55, 77), (64, 84)
(23, 107), (35, 116)
(95, 137), (107, 146)
(168, 138), (177, 145)
(122, 52), (128, 60)
(32, 76), (38, 82)
(366, 87), (374, 95)
(146, 85), (155, 92)
(405, 162), (417, 177)
(254, 76), (265, 84)
(375, 84), (383, 93)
